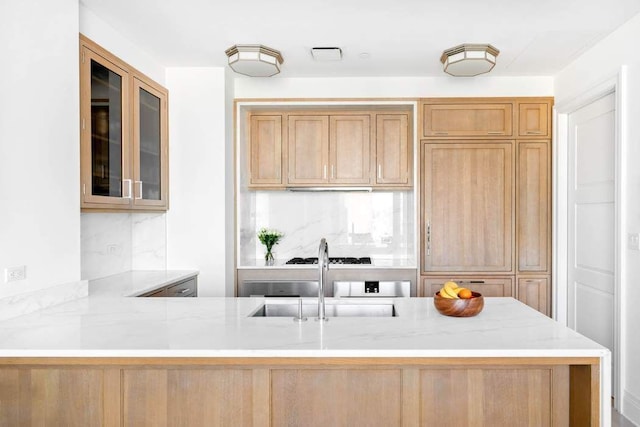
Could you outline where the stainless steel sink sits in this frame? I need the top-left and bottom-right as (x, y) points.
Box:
(250, 300), (397, 317)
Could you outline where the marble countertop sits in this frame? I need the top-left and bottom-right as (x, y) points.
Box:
(89, 270), (199, 297)
(0, 295), (607, 358)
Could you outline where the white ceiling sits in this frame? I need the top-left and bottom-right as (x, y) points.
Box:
(80, 0), (640, 78)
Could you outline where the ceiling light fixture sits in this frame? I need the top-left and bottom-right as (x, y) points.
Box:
(225, 44), (284, 77)
(440, 44), (499, 77)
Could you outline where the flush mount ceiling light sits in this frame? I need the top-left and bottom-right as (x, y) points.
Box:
(440, 44), (500, 77)
(225, 45), (284, 77)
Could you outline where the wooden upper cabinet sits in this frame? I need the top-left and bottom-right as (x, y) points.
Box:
(375, 114), (411, 186)
(517, 141), (550, 272)
(80, 35), (169, 211)
(422, 142), (513, 273)
(330, 115), (370, 184)
(518, 103), (550, 137)
(132, 77), (169, 209)
(249, 115), (283, 186)
(422, 102), (513, 138)
(288, 116), (329, 184)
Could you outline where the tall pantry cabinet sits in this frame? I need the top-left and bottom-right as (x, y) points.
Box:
(419, 98), (553, 316)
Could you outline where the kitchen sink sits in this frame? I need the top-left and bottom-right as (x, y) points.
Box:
(250, 300), (397, 317)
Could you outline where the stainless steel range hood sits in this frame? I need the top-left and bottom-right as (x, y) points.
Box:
(286, 187), (373, 192)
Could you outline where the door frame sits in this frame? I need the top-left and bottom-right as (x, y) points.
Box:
(553, 67), (627, 408)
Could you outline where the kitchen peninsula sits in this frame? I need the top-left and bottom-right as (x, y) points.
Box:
(0, 292), (608, 426)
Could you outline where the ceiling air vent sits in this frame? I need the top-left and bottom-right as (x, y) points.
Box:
(311, 47), (343, 61)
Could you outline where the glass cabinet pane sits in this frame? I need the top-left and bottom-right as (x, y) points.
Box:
(138, 88), (161, 200)
(90, 60), (123, 197)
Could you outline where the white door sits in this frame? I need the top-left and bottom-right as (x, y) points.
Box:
(567, 92), (616, 394)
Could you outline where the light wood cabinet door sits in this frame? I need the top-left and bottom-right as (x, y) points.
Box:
(329, 115), (371, 184)
(422, 142), (513, 273)
(132, 77), (169, 209)
(517, 141), (550, 272)
(519, 103), (550, 137)
(422, 103), (513, 137)
(80, 45), (131, 208)
(517, 277), (550, 316)
(249, 115), (283, 186)
(422, 277), (514, 297)
(288, 115), (329, 184)
(376, 114), (410, 185)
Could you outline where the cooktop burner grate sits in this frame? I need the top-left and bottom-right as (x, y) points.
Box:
(285, 257), (372, 265)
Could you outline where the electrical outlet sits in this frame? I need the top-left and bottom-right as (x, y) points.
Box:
(628, 233), (640, 251)
(106, 244), (121, 255)
(4, 266), (26, 283)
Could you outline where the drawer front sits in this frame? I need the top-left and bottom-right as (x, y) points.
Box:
(422, 277), (514, 297)
(166, 277), (198, 297)
(141, 288), (166, 297)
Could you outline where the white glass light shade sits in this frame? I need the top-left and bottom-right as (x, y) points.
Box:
(440, 44), (499, 77)
(225, 45), (284, 77)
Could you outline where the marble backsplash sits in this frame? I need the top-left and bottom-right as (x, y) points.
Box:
(81, 213), (166, 280)
(238, 191), (416, 265)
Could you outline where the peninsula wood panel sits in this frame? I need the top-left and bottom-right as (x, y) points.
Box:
(518, 141), (550, 272)
(0, 368), (105, 426)
(518, 276), (551, 316)
(249, 115), (283, 186)
(422, 102), (513, 137)
(419, 367), (568, 426)
(422, 276), (514, 297)
(0, 358), (598, 427)
(288, 115), (329, 184)
(376, 114), (411, 185)
(271, 369), (402, 426)
(422, 142), (513, 273)
(329, 115), (370, 184)
(122, 369), (255, 426)
(519, 103), (550, 137)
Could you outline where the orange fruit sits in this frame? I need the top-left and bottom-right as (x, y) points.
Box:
(458, 288), (472, 299)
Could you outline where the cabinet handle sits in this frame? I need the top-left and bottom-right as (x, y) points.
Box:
(378, 165), (382, 180)
(331, 165), (335, 179)
(434, 132), (448, 136)
(179, 288), (191, 294)
(526, 131), (543, 135)
(135, 181), (143, 200)
(488, 131), (504, 135)
(122, 179), (132, 199)
(426, 221), (431, 256)
(323, 165), (327, 179)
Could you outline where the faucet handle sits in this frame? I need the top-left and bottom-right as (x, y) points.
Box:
(293, 297), (307, 322)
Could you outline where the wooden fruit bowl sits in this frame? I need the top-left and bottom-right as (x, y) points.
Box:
(434, 291), (484, 317)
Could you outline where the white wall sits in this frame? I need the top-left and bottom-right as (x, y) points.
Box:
(224, 68), (236, 296)
(165, 68), (228, 296)
(0, 0), (80, 298)
(234, 76), (554, 99)
(79, 4), (165, 84)
(554, 12), (640, 424)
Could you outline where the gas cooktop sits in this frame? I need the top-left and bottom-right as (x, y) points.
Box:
(285, 257), (372, 265)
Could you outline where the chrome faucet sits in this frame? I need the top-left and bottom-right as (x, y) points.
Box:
(317, 238), (329, 321)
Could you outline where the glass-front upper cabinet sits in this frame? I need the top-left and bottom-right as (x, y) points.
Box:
(80, 35), (169, 211)
(132, 77), (168, 208)
(80, 46), (131, 207)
